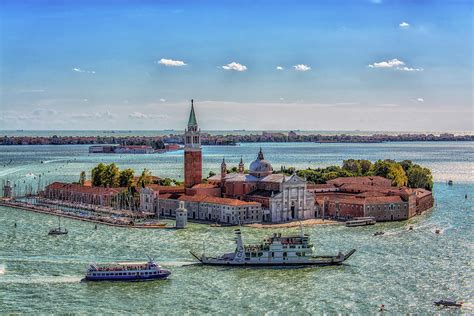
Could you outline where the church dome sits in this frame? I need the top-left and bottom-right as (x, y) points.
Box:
(249, 148), (273, 177)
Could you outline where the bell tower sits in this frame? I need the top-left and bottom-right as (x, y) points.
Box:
(184, 99), (202, 188)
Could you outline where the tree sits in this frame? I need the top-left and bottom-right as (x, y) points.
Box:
(387, 164), (408, 187)
(407, 165), (433, 190)
(119, 168), (135, 187)
(359, 160), (372, 175)
(91, 163), (106, 186)
(208, 171), (216, 178)
(342, 159), (361, 175)
(79, 171), (86, 185)
(104, 163), (120, 188)
(400, 160), (414, 173)
(137, 168), (152, 188)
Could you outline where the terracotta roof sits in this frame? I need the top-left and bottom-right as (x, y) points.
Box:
(191, 183), (219, 189)
(144, 184), (184, 193)
(327, 176), (392, 187)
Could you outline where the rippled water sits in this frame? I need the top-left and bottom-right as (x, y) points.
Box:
(0, 142), (473, 314)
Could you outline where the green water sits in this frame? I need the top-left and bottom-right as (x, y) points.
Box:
(0, 142), (473, 314)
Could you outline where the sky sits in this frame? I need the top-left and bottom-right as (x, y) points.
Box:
(0, 0), (472, 132)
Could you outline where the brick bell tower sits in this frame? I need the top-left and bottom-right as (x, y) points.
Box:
(184, 99), (202, 188)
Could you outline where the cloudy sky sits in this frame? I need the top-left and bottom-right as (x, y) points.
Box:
(0, 0), (472, 131)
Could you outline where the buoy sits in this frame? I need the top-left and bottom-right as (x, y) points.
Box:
(14, 222), (17, 228)
(379, 304), (385, 312)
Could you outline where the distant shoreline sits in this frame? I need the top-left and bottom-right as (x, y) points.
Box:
(1, 132), (473, 146)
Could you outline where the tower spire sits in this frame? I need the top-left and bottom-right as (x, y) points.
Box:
(257, 147), (264, 160)
(188, 99), (198, 127)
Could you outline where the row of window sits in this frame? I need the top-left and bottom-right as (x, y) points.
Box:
(92, 271), (159, 276)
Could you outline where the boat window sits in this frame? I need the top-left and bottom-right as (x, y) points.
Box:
(271, 252), (274, 258)
(283, 252), (287, 257)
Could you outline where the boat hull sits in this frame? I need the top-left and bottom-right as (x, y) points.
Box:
(191, 249), (356, 267)
(84, 273), (170, 282)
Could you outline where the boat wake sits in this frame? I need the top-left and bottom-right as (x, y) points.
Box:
(0, 275), (83, 284)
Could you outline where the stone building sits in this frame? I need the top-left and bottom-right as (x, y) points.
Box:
(157, 193), (262, 225)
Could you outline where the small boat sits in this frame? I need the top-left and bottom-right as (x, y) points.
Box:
(434, 300), (463, 307)
(346, 217), (376, 227)
(83, 257), (170, 282)
(448, 180), (453, 185)
(408, 225), (414, 231)
(190, 229), (356, 267)
(373, 231), (385, 236)
(435, 229), (441, 234)
(48, 217), (68, 235)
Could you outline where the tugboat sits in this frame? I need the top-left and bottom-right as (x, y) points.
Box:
(83, 257), (171, 282)
(190, 229), (356, 266)
(48, 217), (68, 236)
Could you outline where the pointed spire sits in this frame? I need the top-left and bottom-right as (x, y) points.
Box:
(188, 99), (198, 126)
(257, 147), (264, 160)
(239, 156), (244, 164)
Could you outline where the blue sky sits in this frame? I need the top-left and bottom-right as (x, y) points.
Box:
(0, 0), (472, 131)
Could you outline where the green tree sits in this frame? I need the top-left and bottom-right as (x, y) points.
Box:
(407, 165), (433, 190)
(79, 171), (86, 185)
(400, 160), (414, 173)
(91, 163), (106, 186)
(119, 168), (135, 187)
(208, 171), (216, 178)
(387, 164), (408, 186)
(104, 163), (120, 187)
(342, 159), (361, 175)
(359, 160), (372, 175)
(137, 168), (152, 188)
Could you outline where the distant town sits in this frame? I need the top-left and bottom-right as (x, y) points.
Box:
(0, 131), (472, 146)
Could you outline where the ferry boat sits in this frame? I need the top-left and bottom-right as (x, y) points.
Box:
(190, 229), (356, 266)
(345, 217), (376, 227)
(83, 258), (171, 282)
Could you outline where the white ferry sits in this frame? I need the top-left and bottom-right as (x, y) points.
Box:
(83, 258), (171, 282)
(190, 229), (356, 266)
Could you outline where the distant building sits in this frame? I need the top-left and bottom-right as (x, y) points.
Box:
(114, 145), (154, 154)
(312, 177), (433, 221)
(43, 182), (125, 207)
(157, 193), (262, 225)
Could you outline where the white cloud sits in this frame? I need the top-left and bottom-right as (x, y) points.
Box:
(368, 59), (423, 72)
(159, 98), (166, 102)
(276, 66), (284, 70)
(399, 22), (410, 28)
(417, 98), (424, 102)
(157, 58), (187, 67)
(368, 58), (405, 68)
(293, 64), (311, 72)
(72, 67), (96, 74)
(129, 112), (149, 119)
(222, 62), (247, 72)
(71, 111), (114, 119)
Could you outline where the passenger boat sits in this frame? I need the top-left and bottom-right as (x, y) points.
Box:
(190, 229), (356, 266)
(345, 217), (376, 227)
(83, 258), (171, 282)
